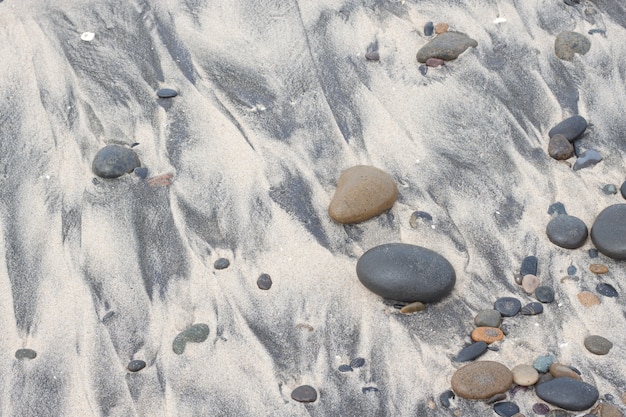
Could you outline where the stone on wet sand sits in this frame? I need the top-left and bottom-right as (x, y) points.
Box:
(512, 364), (539, 386)
(214, 258), (230, 270)
(356, 243), (456, 303)
(291, 385), (318, 402)
(451, 361), (513, 399)
(92, 144), (141, 179)
(328, 165), (398, 224)
(548, 134), (575, 160)
(474, 309), (502, 328)
(494, 297), (521, 317)
(555, 31), (591, 60)
(434, 22), (449, 34)
(584, 335), (612, 355)
(416, 31), (478, 62)
(573, 149), (602, 171)
(548, 116), (587, 142)
(173, 323), (210, 354)
(546, 215), (588, 249)
(590, 204), (626, 260)
(535, 377), (599, 411)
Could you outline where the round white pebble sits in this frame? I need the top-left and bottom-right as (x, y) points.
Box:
(511, 364), (539, 386)
(81, 32), (95, 41)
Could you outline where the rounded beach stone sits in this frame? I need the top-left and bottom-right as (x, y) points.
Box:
(474, 309), (502, 328)
(521, 256), (538, 276)
(128, 360), (146, 372)
(584, 335), (612, 355)
(350, 357), (366, 368)
(365, 51), (380, 61)
(409, 210), (432, 227)
(356, 243), (455, 303)
(134, 167), (148, 179)
(156, 88), (178, 98)
(291, 385), (318, 402)
(555, 31), (591, 61)
(573, 149), (603, 171)
(328, 165), (398, 224)
(424, 21), (434, 36)
(596, 283), (618, 298)
(257, 273), (272, 290)
(589, 264), (608, 274)
(521, 302), (543, 315)
(535, 286), (555, 303)
(451, 361), (513, 399)
(548, 134), (575, 160)
(92, 144), (141, 179)
(435, 22), (449, 34)
(472, 327), (504, 344)
(214, 258), (230, 270)
(536, 377), (599, 411)
(590, 204), (626, 260)
(548, 116), (588, 142)
(512, 364), (539, 386)
(549, 363), (582, 381)
(546, 215), (588, 249)
(621, 181), (626, 199)
(454, 341), (488, 362)
(533, 354), (555, 373)
(416, 31), (478, 62)
(602, 184), (617, 195)
(494, 297), (521, 317)
(533, 403), (550, 415)
(522, 274), (540, 294)
(15, 348), (37, 360)
(494, 402), (520, 417)
(338, 364), (352, 372)
(426, 57), (445, 67)
(578, 291), (600, 306)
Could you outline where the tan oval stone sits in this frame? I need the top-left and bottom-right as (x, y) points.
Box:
(598, 403), (624, 417)
(328, 165), (398, 224)
(549, 363), (582, 381)
(400, 301), (426, 314)
(522, 274), (540, 294)
(451, 361), (513, 399)
(589, 264), (609, 274)
(511, 364), (539, 386)
(435, 22), (449, 34)
(578, 291), (601, 307)
(471, 327), (504, 344)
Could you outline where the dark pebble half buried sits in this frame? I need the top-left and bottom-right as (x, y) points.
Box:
(454, 341), (488, 362)
(521, 302), (543, 315)
(92, 144), (141, 179)
(520, 255), (538, 276)
(439, 390), (455, 408)
(257, 273), (272, 290)
(493, 401), (520, 417)
(350, 357), (366, 368)
(494, 297), (521, 317)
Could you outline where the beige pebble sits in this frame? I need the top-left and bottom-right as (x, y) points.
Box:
(549, 363), (582, 381)
(435, 22), (449, 34)
(453, 410), (463, 417)
(578, 291), (601, 307)
(401, 301), (426, 314)
(522, 274), (540, 294)
(427, 399), (436, 410)
(511, 364), (539, 386)
(471, 327), (504, 344)
(589, 264), (609, 274)
(598, 403), (624, 417)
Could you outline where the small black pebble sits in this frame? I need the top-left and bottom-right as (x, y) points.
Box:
(338, 364), (353, 372)
(514, 273), (523, 285)
(102, 311), (115, 323)
(419, 65), (427, 76)
(128, 359), (146, 372)
(588, 28), (606, 35)
(532, 402), (550, 415)
(214, 258), (230, 270)
(596, 283), (618, 297)
(521, 302), (543, 315)
(131, 142), (140, 148)
(548, 202), (567, 215)
(257, 273), (272, 290)
(521, 255), (538, 276)
(92, 178), (100, 185)
(157, 88), (178, 98)
(588, 248), (599, 258)
(535, 286), (555, 303)
(15, 349), (37, 360)
(362, 387), (379, 394)
(493, 401), (520, 417)
(365, 51), (380, 61)
(350, 357), (366, 368)
(604, 393), (614, 402)
(424, 21), (434, 36)
(567, 265), (576, 275)
(567, 365), (581, 375)
(134, 167), (148, 179)
(439, 390), (455, 408)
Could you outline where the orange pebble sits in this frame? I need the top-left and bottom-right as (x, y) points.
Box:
(435, 22), (449, 34)
(471, 327), (504, 344)
(589, 264), (609, 274)
(577, 291), (601, 307)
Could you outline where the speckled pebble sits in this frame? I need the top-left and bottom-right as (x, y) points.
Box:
(494, 297), (521, 317)
(534, 354), (555, 373)
(471, 327), (504, 344)
(584, 335), (613, 355)
(546, 215), (588, 249)
(567, 265), (577, 275)
(156, 88), (178, 98)
(589, 264), (609, 274)
(434, 22), (449, 34)
(451, 361), (513, 399)
(454, 342), (488, 362)
(555, 31), (591, 61)
(596, 283), (618, 298)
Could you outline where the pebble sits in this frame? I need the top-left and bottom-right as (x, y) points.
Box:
(584, 335), (613, 355)
(521, 256), (538, 276)
(573, 149), (603, 171)
(512, 364), (539, 386)
(522, 274), (540, 294)
(596, 404), (624, 417)
(214, 258), (230, 270)
(128, 360), (146, 372)
(338, 364), (353, 372)
(350, 357), (365, 368)
(486, 393), (508, 404)
(134, 167), (148, 179)
(546, 411), (573, 417)
(426, 57), (445, 67)
(15, 348), (37, 360)
(92, 144), (141, 179)
(535, 286), (555, 303)
(365, 51), (380, 61)
(156, 88), (178, 98)
(291, 385), (318, 402)
(471, 327), (504, 344)
(494, 402), (520, 417)
(514, 274), (524, 285)
(590, 204), (626, 260)
(589, 249), (599, 258)
(400, 301), (426, 314)
(578, 291), (601, 306)
(328, 165), (398, 224)
(534, 354), (555, 373)
(419, 65), (428, 76)
(589, 264), (609, 274)
(439, 390), (455, 407)
(474, 309), (502, 328)
(416, 31), (478, 62)
(434, 22), (449, 34)
(362, 386), (379, 394)
(521, 302), (543, 315)
(548, 202), (568, 215)
(536, 377), (599, 411)
(567, 265), (577, 275)
(548, 134), (575, 160)
(602, 184), (617, 195)
(555, 31), (591, 61)
(451, 361), (513, 399)
(533, 403), (551, 415)
(537, 373), (555, 385)
(494, 297), (521, 317)
(546, 215), (588, 249)
(409, 211), (432, 227)
(454, 341), (488, 362)
(356, 243), (455, 303)
(172, 323), (210, 354)
(621, 181), (626, 199)
(80, 32), (95, 41)
(257, 273), (272, 290)
(596, 283), (618, 298)
(424, 21), (434, 36)
(548, 115), (588, 142)
(549, 363), (582, 381)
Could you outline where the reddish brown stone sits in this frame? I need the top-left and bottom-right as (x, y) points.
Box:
(578, 291), (601, 307)
(451, 361), (513, 399)
(471, 327), (504, 344)
(589, 264), (609, 274)
(548, 134), (574, 160)
(426, 57), (445, 67)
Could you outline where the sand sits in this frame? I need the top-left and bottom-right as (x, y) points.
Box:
(0, 0), (625, 416)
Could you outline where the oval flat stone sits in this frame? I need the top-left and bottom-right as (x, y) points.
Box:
(454, 341), (488, 362)
(536, 377), (599, 411)
(522, 274), (540, 294)
(424, 21), (434, 36)
(328, 165), (398, 224)
(548, 134), (575, 160)
(549, 363), (582, 381)
(533, 354), (555, 373)
(338, 364), (353, 372)
(521, 302), (543, 315)
(494, 401), (520, 417)
(548, 116), (588, 142)
(92, 144), (141, 179)
(494, 297), (521, 317)
(584, 335), (613, 355)
(555, 31), (591, 61)
(451, 361), (513, 399)
(128, 360), (146, 372)
(356, 243), (456, 303)
(156, 88), (178, 98)
(435, 22), (449, 34)
(365, 51), (380, 61)
(591, 204), (626, 260)
(291, 385), (318, 402)
(578, 291), (601, 306)
(535, 286), (555, 303)
(474, 309), (502, 328)
(546, 215), (588, 249)
(15, 348), (37, 360)
(214, 258), (230, 269)
(350, 357), (365, 368)
(512, 364), (539, 386)
(257, 273), (272, 290)
(416, 31), (478, 62)
(400, 301), (426, 314)
(533, 403), (550, 415)
(573, 149), (603, 171)
(596, 283), (618, 298)
(589, 264), (608, 274)
(472, 327), (504, 344)
(521, 256), (538, 276)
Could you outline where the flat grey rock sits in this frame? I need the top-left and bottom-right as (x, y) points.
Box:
(535, 377), (599, 411)
(573, 149), (602, 171)
(416, 31), (477, 63)
(546, 215), (588, 249)
(591, 204), (626, 260)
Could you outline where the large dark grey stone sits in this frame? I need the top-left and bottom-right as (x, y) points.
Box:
(548, 115), (587, 141)
(416, 31), (477, 63)
(590, 204), (626, 260)
(356, 243), (456, 303)
(546, 215), (588, 249)
(92, 144), (141, 178)
(535, 377), (599, 411)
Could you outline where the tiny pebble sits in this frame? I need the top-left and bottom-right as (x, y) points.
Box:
(522, 274), (540, 294)
(362, 387), (379, 394)
(424, 21), (434, 36)
(400, 301), (426, 313)
(567, 265), (577, 275)
(588, 249), (599, 258)
(439, 390), (455, 408)
(338, 364), (353, 372)
(589, 264), (609, 274)
(548, 202), (567, 215)
(128, 360), (146, 372)
(533, 354), (555, 373)
(494, 297), (521, 317)
(533, 403), (550, 415)
(15, 349), (37, 360)
(603, 393), (614, 402)
(257, 273), (272, 290)
(134, 167), (148, 179)
(80, 32), (95, 41)
(350, 357), (366, 368)
(602, 184), (617, 195)
(365, 51), (380, 61)
(419, 65), (428, 76)
(214, 258), (230, 270)
(156, 88), (178, 98)
(596, 283), (618, 297)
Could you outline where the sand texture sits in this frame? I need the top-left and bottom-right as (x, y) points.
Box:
(0, 0), (625, 416)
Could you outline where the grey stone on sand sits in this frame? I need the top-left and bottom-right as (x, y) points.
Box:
(602, 184), (617, 195)
(493, 401), (520, 417)
(520, 256), (538, 276)
(291, 385), (318, 402)
(257, 273), (272, 290)
(494, 297), (521, 317)
(555, 31), (591, 60)
(454, 341), (488, 362)
(596, 283), (618, 298)
(15, 348), (37, 360)
(573, 149), (602, 171)
(474, 309), (502, 328)
(128, 360), (146, 372)
(548, 115), (587, 142)
(621, 181), (626, 199)
(535, 377), (599, 411)
(416, 31), (478, 62)
(214, 258), (230, 269)
(533, 354), (555, 373)
(583, 335), (612, 355)
(356, 243), (456, 303)
(546, 215), (588, 249)
(172, 323), (210, 354)
(156, 88), (178, 98)
(535, 286), (555, 303)
(92, 144), (141, 179)
(590, 204), (626, 260)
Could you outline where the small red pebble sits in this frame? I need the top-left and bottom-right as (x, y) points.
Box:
(425, 57), (445, 67)
(147, 173), (174, 187)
